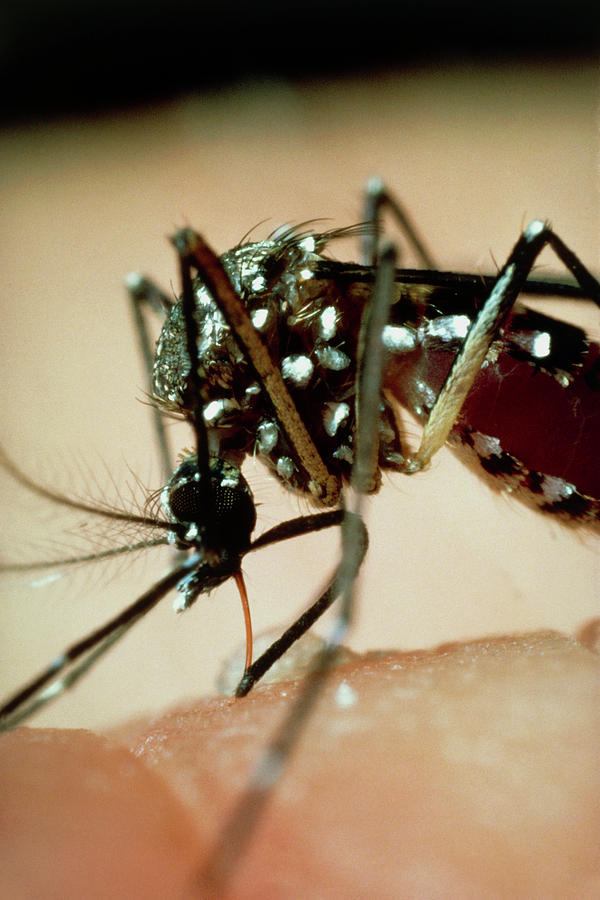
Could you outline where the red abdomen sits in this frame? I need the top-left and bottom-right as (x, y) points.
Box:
(386, 304), (600, 525)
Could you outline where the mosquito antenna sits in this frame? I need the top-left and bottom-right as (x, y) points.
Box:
(0, 446), (178, 533)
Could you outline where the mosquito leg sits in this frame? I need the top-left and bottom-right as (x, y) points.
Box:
(363, 180), (598, 303)
(236, 508), (364, 696)
(404, 221), (600, 474)
(125, 273), (174, 484)
(0, 558), (195, 732)
(200, 243), (399, 892)
(172, 228), (340, 507)
(362, 176), (437, 268)
(236, 243), (397, 694)
(169, 233), (217, 529)
(310, 242), (398, 660)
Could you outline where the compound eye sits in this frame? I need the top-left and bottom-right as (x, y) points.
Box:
(212, 476), (256, 552)
(168, 479), (206, 524)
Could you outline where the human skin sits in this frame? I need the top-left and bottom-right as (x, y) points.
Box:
(1, 629), (599, 899)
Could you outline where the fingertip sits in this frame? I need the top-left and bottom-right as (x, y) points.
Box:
(0, 726), (200, 899)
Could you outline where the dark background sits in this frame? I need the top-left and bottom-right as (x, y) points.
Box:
(2, 0), (598, 122)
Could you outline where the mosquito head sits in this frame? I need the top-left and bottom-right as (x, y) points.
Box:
(160, 455), (256, 560)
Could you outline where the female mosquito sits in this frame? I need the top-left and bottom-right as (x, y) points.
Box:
(1, 180), (598, 740)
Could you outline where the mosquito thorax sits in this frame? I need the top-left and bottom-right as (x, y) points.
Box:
(160, 456), (256, 558)
(152, 230), (405, 501)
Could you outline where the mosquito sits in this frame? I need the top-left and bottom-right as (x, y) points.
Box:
(1, 180), (598, 888)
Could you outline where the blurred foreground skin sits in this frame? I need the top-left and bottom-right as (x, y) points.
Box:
(1, 629), (598, 899)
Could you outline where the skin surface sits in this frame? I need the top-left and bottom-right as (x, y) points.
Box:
(1, 631), (599, 898)
(1, 61), (598, 898)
